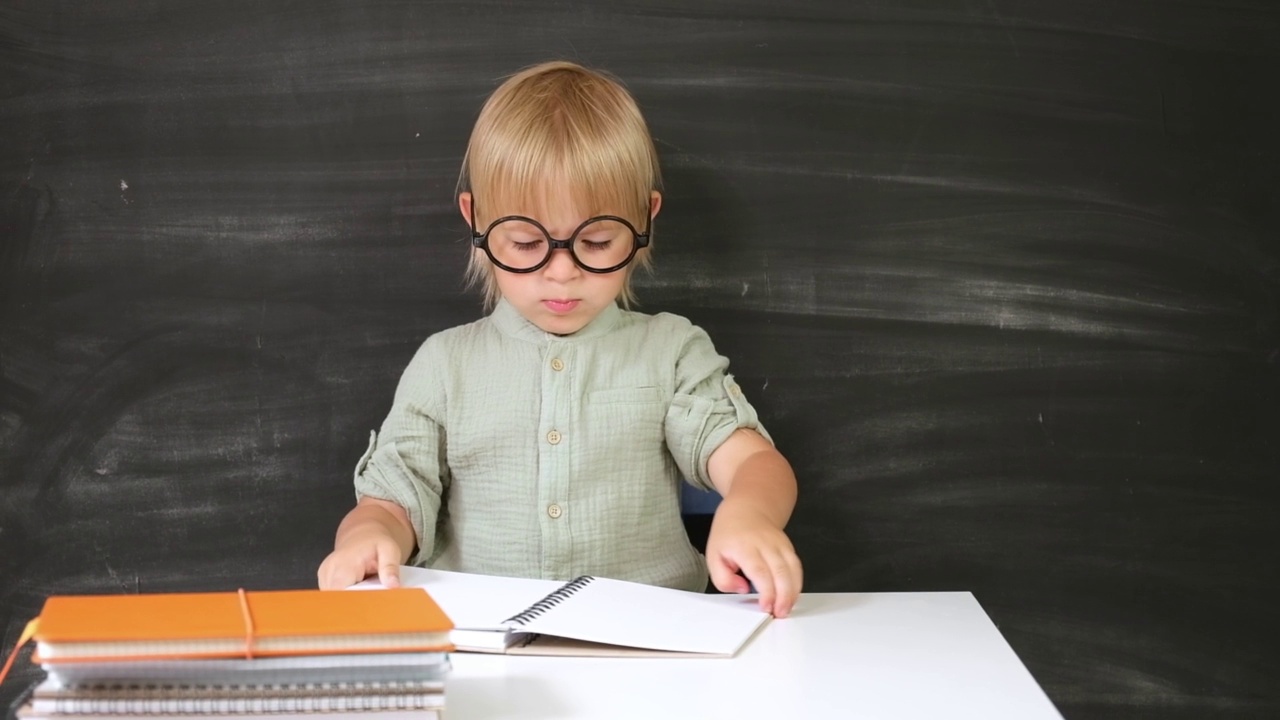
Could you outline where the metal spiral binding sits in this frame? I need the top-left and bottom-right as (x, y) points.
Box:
(502, 575), (596, 626)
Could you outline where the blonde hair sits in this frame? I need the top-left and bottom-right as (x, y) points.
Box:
(458, 60), (662, 310)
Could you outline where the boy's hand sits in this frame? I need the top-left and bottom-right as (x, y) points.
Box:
(317, 530), (403, 590)
(317, 498), (415, 590)
(705, 500), (803, 618)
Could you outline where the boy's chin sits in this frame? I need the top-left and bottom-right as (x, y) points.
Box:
(529, 314), (590, 336)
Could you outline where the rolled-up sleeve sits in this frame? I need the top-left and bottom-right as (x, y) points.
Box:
(664, 325), (772, 491)
(353, 339), (449, 565)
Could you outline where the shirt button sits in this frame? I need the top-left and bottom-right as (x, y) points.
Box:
(547, 503), (563, 519)
(547, 429), (562, 445)
(729, 383), (742, 397)
(551, 358), (565, 371)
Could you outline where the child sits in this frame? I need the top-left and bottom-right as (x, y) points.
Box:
(317, 61), (802, 617)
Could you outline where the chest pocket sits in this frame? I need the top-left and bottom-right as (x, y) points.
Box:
(582, 386), (667, 464)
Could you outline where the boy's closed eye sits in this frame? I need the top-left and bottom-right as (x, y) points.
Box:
(511, 239), (545, 253)
(497, 234), (545, 253)
(577, 224), (628, 252)
(579, 238), (613, 252)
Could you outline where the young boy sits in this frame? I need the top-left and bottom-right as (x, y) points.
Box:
(318, 61), (802, 617)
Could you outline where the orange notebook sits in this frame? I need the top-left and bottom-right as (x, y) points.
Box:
(28, 588), (453, 663)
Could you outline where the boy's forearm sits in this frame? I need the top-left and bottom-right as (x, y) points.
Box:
(335, 500), (416, 562)
(717, 449), (798, 529)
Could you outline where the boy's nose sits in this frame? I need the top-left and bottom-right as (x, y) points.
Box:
(542, 246), (580, 281)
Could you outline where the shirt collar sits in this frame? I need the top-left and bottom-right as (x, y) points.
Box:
(490, 297), (622, 344)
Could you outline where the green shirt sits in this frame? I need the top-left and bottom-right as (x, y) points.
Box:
(353, 298), (770, 592)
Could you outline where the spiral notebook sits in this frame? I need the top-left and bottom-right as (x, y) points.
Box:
(353, 567), (772, 657)
(42, 651), (450, 686)
(17, 707), (438, 720)
(25, 676), (444, 716)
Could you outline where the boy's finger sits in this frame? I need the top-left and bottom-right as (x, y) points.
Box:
(738, 556), (776, 614)
(766, 553), (799, 617)
(377, 545), (402, 588)
(707, 555), (750, 594)
(378, 563), (401, 588)
(379, 567), (401, 588)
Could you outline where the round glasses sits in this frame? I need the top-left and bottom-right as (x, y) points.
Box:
(470, 203), (651, 274)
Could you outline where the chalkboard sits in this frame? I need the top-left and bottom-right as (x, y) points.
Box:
(2, 2), (1278, 718)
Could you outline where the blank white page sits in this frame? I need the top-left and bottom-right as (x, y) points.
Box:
(354, 567), (563, 631)
(518, 576), (771, 656)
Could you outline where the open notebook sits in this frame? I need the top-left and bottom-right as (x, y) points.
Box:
(353, 567), (771, 657)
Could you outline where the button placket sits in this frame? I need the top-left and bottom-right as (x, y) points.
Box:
(538, 341), (573, 577)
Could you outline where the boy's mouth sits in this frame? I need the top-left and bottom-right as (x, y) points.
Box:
(543, 299), (580, 314)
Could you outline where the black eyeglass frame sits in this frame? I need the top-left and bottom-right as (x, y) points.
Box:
(469, 200), (652, 274)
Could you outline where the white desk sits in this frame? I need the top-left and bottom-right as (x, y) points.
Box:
(443, 592), (1063, 720)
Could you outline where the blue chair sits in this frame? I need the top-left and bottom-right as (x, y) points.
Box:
(680, 483), (721, 554)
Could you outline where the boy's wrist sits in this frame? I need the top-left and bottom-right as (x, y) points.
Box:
(336, 505), (413, 557)
(713, 496), (784, 531)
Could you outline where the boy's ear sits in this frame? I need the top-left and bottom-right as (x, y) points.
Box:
(458, 192), (474, 230)
(649, 191), (663, 220)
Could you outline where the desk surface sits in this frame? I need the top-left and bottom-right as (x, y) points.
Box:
(443, 591), (1063, 720)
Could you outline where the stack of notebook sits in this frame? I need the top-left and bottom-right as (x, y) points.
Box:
(5, 587), (454, 719)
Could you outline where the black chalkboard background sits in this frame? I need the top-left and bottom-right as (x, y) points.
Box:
(2, 2), (1277, 718)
